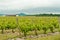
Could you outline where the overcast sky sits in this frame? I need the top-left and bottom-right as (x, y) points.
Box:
(0, 0), (60, 14)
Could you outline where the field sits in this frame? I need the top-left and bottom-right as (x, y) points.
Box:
(0, 16), (60, 40)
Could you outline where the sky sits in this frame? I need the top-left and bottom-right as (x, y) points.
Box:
(0, 0), (60, 14)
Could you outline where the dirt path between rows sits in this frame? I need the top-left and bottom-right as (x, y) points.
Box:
(8, 32), (60, 40)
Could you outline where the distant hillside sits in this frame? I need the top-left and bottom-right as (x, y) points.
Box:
(0, 14), (4, 16)
(0, 13), (60, 16)
(26, 13), (60, 16)
(17, 13), (26, 16)
(0, 13), (27, 16)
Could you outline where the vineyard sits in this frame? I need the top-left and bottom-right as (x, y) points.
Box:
(0, 16), (60, 40)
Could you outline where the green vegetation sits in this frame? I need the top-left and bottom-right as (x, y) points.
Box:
(0, 16), (60, 40)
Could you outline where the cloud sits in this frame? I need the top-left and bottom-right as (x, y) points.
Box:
(0, 0), (60, 10)
(0, 0), (52, 10)
(0, 0), (60, 14)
